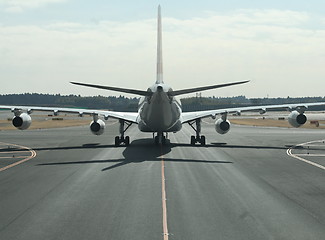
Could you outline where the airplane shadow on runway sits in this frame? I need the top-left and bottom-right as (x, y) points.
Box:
(6, 139), (309, 153)
(210, 142), (294, 150)
(36, 138), (320, 171)
(37, 138), (233, 171)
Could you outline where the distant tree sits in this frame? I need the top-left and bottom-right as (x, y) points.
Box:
(1, 93), (325, 112)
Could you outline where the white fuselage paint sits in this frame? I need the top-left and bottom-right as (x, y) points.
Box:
(136, 7), (182, 133)
(137, 83), (182, 133)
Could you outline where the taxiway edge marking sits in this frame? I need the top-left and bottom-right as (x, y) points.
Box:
(286, 140), (325, 171)
(0, 142), (37, 172)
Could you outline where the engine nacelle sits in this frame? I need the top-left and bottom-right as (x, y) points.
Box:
(215, 119), (231, 134)
(288, 111), (307, 128)
(90, 119), (105, 135)
(12, 113), (32, 130)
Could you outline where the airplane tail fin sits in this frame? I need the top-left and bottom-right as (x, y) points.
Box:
(71, 7), (250, 98)
(156, 5), (163, 84)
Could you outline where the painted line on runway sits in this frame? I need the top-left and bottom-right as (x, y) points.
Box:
(299, 144), (325, 147)
(0, 142), (37, 172)
(295, 154), (325, 157)
(0, 150), (32, 154)
(0, 156), (32, 159)
(160, 146), (169, 240)
(286, 140), (325, 171)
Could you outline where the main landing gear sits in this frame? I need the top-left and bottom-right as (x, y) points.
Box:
(188, 119), (206, 146)
(115, 120), (132, 146)
(154, 132), (167, 145)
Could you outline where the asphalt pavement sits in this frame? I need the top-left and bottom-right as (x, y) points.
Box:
(0, 121), (325, 240)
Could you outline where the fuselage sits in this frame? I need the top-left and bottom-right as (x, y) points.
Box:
(137, 83), (182, 133)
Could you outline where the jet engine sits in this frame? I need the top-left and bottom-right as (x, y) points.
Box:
(12, 113), (32, 130)
(215, 118), (231, 134)
(288, 110), (307, 128)
(90, 119), (105, 135)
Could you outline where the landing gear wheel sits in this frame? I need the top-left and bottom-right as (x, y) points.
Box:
(115, 136), (120, 146)
(162, 136), (166, 145)
(116, 120), (132, 146)
(154, 133), (167, 145)
(125, 136), (130, 146)
(115, 136), (130, 146)
(200, 135), (206, 146)
(190, 135), (206, 145)
(190, 136), (196, 145)
(188, 119), (207, 146)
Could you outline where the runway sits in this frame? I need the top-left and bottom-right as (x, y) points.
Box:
(0, 121), (325, 240)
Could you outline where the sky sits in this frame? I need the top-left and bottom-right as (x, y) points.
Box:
(1, 0), (325, 98)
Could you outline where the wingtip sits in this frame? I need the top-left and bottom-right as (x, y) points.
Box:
(70, 81), (84, 86)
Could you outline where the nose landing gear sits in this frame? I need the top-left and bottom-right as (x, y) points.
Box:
(154, 132), (167, 145)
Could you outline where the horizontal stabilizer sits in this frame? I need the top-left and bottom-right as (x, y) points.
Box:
(169, 80), (250, 96)
(70, 82), (152, 96)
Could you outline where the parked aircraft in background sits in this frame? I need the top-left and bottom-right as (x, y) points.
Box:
(1, 6), (325, 146)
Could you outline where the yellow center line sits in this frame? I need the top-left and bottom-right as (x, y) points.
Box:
(0, 142), (37, 172)
(0, 156), (32, 159)
(0, 150), (32, 154)
(160, 145), (169, 240)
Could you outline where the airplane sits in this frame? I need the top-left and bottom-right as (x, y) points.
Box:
(1, 5), (325, 146)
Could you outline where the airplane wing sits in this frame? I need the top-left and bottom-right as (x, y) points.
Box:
(169, 80), (250, 96)
(181, 102), (325, 123)
(70, 82), (151, 96)
(70, 80), (250, 97)
(0, 105), (139, 123)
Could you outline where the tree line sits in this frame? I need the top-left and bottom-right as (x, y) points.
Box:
(1, 93), (325, 112)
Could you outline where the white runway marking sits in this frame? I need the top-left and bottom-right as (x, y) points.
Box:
(295, 154), (325, 157)
(286, 140), (325, 171)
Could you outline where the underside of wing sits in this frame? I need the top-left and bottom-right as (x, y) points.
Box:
(0, 104), (138, 144)
(181, 102), (325, 123)
(170, 80), (250, 96)
(70, 82), (151, 96)
(0, 105), (139, 123)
